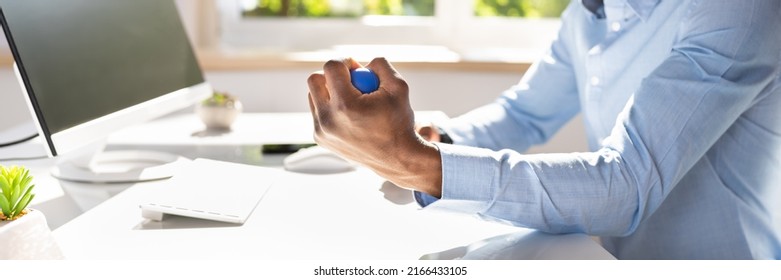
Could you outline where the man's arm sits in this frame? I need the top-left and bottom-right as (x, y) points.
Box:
(430, 1), (781, 235)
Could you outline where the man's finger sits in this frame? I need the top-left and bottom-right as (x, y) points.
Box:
(366, 57), (407, 96)
(307, 71), (329, 106)
(324, 58), (361, 102)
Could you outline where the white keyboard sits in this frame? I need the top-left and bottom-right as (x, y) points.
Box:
(140, 158), (282, 224)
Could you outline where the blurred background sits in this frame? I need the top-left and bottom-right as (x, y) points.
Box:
(0, 0), (585, 154)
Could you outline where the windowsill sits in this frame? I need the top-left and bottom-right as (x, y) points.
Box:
(1, 45), (537, 73)
(196, 46), (536, 73)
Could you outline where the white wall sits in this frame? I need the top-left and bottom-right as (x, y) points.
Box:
(205, 69), (517, 116)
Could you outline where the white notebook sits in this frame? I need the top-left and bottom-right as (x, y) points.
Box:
(140, 158), (281, 224)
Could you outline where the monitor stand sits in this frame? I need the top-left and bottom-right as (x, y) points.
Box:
(50, 140), (190, 183)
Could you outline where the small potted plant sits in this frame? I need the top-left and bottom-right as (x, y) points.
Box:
(0, 165), (63, 259)
(196, 91), (243, 130)
(0, 165), (35, 221)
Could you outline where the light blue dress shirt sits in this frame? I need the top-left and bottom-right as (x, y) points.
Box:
(416, 0), (781, 259)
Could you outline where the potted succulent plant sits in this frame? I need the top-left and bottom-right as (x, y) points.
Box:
(0, 165), (35, 222)
(196, 91), (243, 130)
(0, 165), (63, 259)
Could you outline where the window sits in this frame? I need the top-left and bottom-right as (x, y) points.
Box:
(474, 0), (569, 18)
(216, 0), (567, 62)
(238, 0), (567, 18)
(241, 0), (436, 17)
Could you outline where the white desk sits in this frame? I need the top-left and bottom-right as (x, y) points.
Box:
(52, 166), (614, 260)
(8, 112), (615, 260)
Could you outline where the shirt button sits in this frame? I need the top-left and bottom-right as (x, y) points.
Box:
(588, 45), (602, 55)
(590, 76), (600, 86)
(611, 21), (622, 32)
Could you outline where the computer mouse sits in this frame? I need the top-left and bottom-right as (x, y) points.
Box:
(282, 146), (356, 174)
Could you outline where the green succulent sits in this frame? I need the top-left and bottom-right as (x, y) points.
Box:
(0, 165), (36, 221)
(202, 91), (237, 107)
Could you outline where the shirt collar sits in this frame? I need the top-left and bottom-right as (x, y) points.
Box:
(626, 0), (661, 21)
(586, 0), (661, 21)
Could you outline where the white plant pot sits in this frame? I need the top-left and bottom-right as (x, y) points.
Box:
(196, 101), (243, 130)
(0, 209), (64, 259)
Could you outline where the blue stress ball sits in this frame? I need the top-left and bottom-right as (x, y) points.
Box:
(350, 68), (380, 94)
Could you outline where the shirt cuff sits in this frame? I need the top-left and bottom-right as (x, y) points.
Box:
(418, 143), (499, 215)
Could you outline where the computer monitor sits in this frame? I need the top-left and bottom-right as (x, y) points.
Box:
(0, 0), (211, 182)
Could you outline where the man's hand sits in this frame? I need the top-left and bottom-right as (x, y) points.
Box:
(307, 57), (442, 197)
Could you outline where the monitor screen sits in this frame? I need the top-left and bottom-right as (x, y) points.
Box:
(0, 0), (208, 157)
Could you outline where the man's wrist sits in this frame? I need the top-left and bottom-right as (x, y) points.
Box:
(376, 137), (442, 198)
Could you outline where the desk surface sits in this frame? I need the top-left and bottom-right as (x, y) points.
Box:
(52, 166), (614, 260)
(10, 112), (614, 260)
